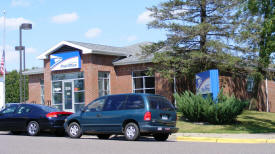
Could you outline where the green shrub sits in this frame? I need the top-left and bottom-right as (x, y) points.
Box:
(174, 91), (248, 124)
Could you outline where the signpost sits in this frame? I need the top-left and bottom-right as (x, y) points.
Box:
(196, 69), (219, 100)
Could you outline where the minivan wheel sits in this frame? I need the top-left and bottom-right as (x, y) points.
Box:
(27, 121), (40, 136)
(97, 134), (111, 139)
(67, 122), (82, 138)
(153, 133), (169, 141)
(124, 122), (140, 141)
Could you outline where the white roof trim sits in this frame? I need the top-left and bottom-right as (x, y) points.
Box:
(37, 41), (93, 60)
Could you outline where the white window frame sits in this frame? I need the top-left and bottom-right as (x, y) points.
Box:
(132, 70), (155, 94)
(98, 71), (110, 96)
(247, 77), (254, 92)
(40, 80), (45, 105)
(51, 72), (85, 112)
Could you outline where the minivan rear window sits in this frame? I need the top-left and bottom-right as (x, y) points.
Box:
(148, 96), (175, 111)
(121, 95), (144, 110)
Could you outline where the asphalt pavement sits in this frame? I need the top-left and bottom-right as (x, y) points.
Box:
(1, 131), (275, 154)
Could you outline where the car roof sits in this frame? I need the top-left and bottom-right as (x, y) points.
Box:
(103, 93), (163, 97)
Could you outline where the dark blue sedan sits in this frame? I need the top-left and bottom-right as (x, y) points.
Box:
(0, 103), (72, 136)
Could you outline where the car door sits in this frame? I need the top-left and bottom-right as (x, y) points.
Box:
(99, 95), (128, 132)
(81, 97), (106, 132)
(11, 105), (33, 131)
(0, 105), (18, 131)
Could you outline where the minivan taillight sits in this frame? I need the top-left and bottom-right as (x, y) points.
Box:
(144, 112), (151, 121)
(46, 112), (73, 118)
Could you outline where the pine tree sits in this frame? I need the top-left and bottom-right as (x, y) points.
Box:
(143, 0), (254, 80)
(247, 0), (275, 73)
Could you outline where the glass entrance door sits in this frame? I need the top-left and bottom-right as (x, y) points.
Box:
(63, 81), (74, 112)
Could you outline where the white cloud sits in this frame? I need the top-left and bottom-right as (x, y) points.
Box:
(0, 45), (37, 62)
(51, 12), (78, 24)
(137, 11), (154, 24)
(0, 17), (33, 30)
(0, 45), (19, 63)
(11, 0), (30, 7)
(127, 35), (137, 42)
(85, 28), (102, 38)
(25, 47), (37, 54)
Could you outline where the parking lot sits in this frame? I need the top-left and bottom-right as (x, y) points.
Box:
(1, 131), (275, 154)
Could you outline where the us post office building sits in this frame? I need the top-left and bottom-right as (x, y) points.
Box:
(23, 41), (173, 113)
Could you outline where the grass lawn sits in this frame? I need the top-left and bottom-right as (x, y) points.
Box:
(177, 110), (275, 133)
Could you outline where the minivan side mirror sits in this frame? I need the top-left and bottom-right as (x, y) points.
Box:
(80, 106), (85, 112)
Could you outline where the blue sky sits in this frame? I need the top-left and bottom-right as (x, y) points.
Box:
(0, 0), (167, 71)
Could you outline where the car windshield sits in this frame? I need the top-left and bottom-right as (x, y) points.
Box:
(148, 96), (175, 111)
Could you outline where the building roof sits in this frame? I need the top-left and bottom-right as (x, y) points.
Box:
(37, 40), (154, 66)
(113, 42), (153, 65)
(22, 68), (44, 75)
(37, 40), (129, 60)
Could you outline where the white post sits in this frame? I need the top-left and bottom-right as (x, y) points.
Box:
(265, 78), (269, 112)
(174, 75), (177, 107)
(1, 10), (6, 109)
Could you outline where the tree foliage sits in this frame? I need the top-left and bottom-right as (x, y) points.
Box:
(5, 70), (28, 103)
(143, 0), (258, 79)
(247, 0), (275, 72)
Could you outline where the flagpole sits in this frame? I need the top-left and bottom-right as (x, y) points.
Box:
(3, 10), (6, 107)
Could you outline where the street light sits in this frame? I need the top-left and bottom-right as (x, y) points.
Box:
(16, 23), (32, 103)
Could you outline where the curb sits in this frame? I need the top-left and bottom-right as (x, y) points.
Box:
(176, 136), (275, 144)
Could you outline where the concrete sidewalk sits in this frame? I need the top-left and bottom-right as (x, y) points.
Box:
(172, 133), (275, 143)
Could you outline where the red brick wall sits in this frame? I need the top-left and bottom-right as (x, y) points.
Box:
(28, 74), (43, 104)
(39, 53), (174, 106)
(219, 76), (252, 100)
(220, 76), (275, 112)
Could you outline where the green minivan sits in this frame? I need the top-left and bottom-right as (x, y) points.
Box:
(64, 93), (178, 141)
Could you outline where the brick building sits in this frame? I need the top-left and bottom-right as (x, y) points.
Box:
(23, 41), (173, 112)
(23, 40), (275, 113)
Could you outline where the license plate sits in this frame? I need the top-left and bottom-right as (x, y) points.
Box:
(162, 115), (168, 120)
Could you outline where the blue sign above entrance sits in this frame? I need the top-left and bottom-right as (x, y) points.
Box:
(50, 51), (81, 71)
(196, 69), (219, 100)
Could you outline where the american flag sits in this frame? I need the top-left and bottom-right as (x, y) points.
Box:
(0, 50), (5, 75)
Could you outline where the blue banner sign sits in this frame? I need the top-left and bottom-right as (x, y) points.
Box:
(50, 51), (81, 71)
(196, 69), (219, 100)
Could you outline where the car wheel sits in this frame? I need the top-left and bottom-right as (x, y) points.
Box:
(27, 121), (40, 136)
(124, 122), (140, 141)
(67, 122), (82, 138)
(153, 133), (169, 141)
(97, 134), (111, 139)
(10, 131), (21, 135)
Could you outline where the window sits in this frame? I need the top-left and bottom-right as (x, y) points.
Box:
(74, 79), (85, 111)
(51, 72), (85, 112)
(52, 81), (62, 110)
(132, 71), (155, 94)
(148, 96), (175, 111)
(2, 106), (17, 114)
(40, 80), (44, 105)
(122, 95), (144, 110)
(103, 95), (127, 111)
(86, 98), (106, 112)
(52, 72), (84, 81)
(98, 72), (110, 97)
(17, 106), (32, 114)
(247, 77), (254, 92)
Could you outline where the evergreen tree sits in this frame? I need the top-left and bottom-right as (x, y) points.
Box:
(143, 0), (254, 80)
(247, 0), (275, 73)
(5, 70), (28, 103)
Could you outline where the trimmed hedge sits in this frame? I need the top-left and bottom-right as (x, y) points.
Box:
(174, 91), (248, 124)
